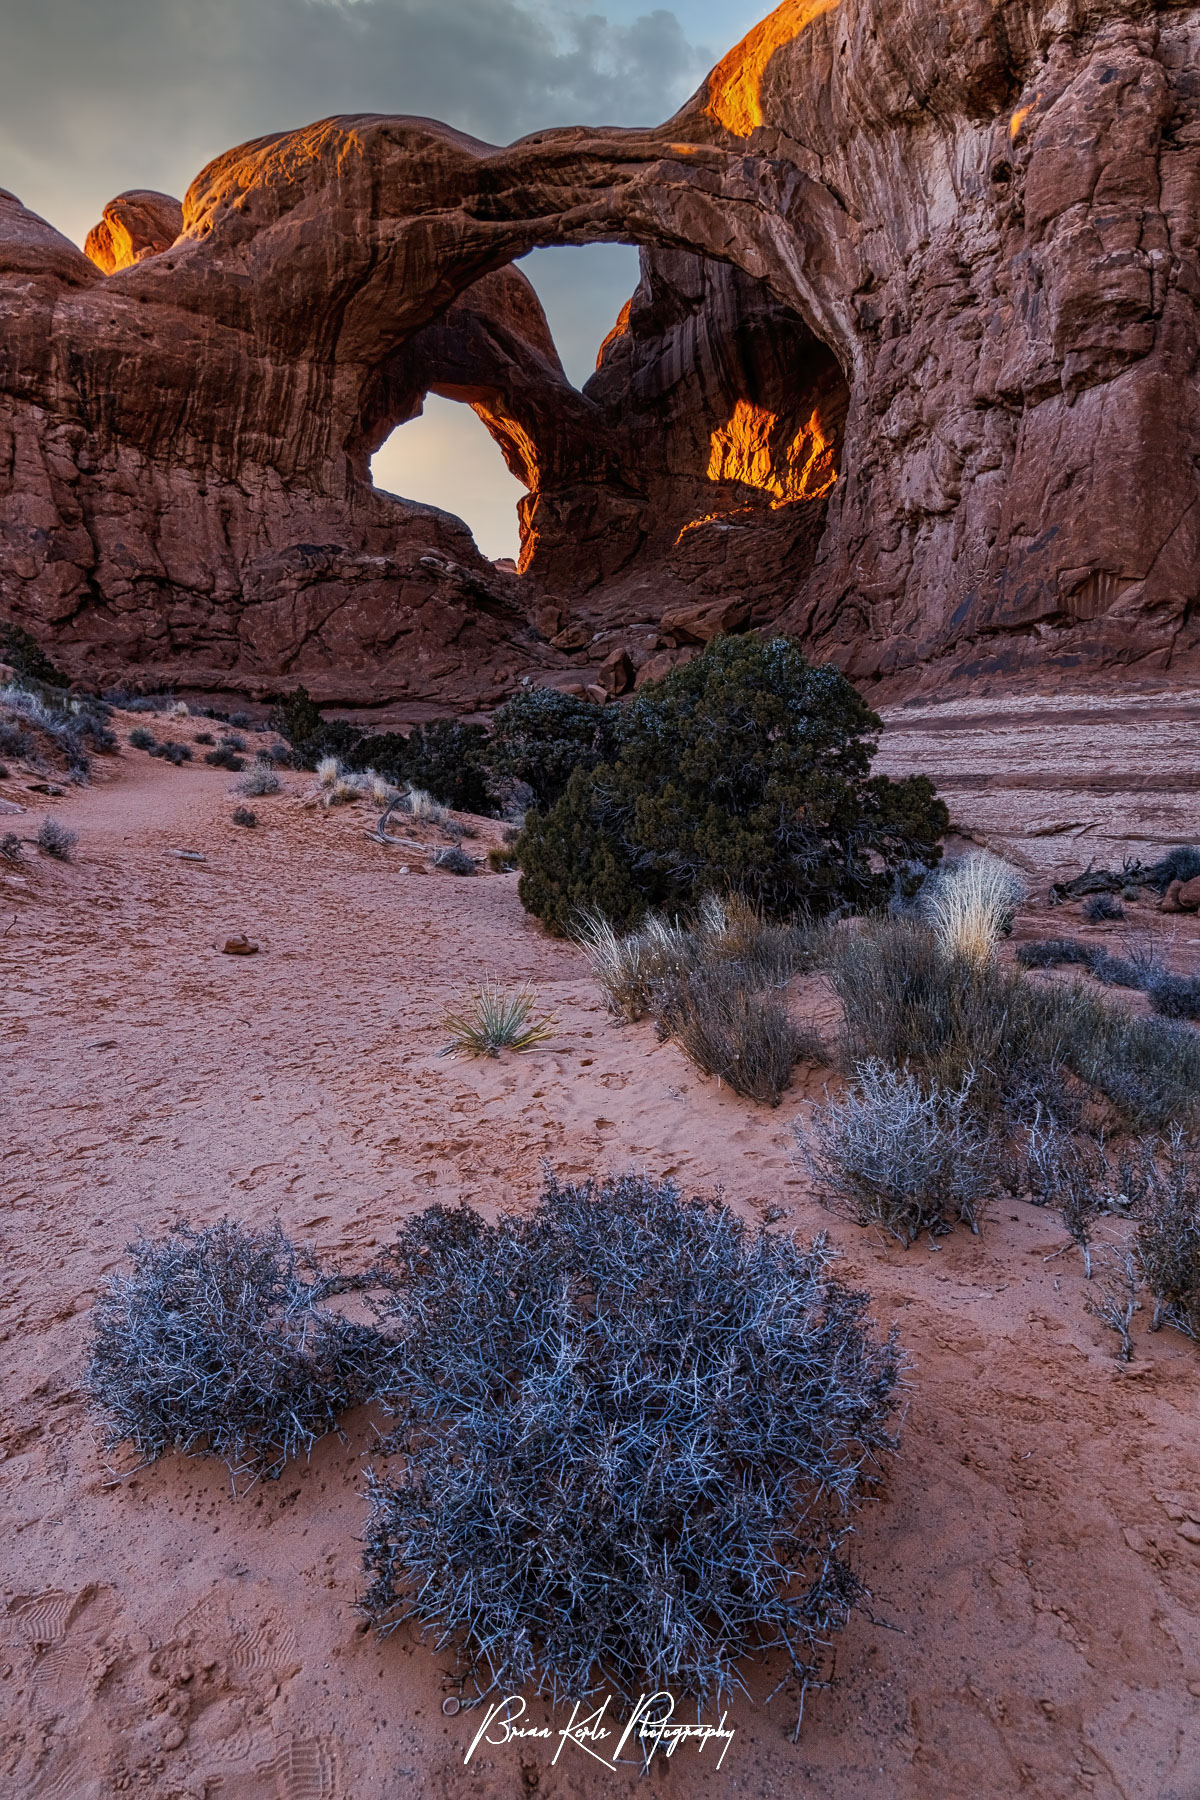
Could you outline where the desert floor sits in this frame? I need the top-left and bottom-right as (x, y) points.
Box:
(3, 684), (1200, 1800)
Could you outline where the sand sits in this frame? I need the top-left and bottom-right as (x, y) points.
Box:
(3, 690), (1200, 1800)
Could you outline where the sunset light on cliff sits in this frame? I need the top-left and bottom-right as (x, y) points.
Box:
(706, 398), (837, 504)
(704, 0), (841, 135)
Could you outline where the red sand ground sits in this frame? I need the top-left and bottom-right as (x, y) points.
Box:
(3, 690), (1200, 1800)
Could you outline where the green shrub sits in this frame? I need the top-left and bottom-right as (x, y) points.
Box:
(489, 687), (626, 810)
(269, 687), (497, 814)
(0, 622), (67, 689)
(516, 638), (947, 934)
(517, 765), (646, 934)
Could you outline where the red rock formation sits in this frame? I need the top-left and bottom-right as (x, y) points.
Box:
(2, 0), (1199, 709)
(83, 191), (183, 275)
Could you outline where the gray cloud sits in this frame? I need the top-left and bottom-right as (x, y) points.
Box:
(1, 0), (716, 243)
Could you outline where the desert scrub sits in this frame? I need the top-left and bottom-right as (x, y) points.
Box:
(798, 1063), (995, 1244)
(0, 719), (33, 760)
(149, 739), (192, 765)
(431, 844), (475, 876)
(831, 919), (1200, 1135)
(654, 961), (824, 1105)
(128, 726), (156, 751)
(1134, 1132), (1200, 1335)
(231, 806), (258, 828)
(515, 637), (948, 935)
(577, 896), (829, 1025)
(1083, 892), (1125, 923)
(360, 1174), (903, 1708)
(204, 747), (244, 771)
(440, 982), (554, 1056)
(0, 832), (21, 860)
(234, 768), (281, 798)
(1146, 972), (1200, 1023)
(36, 816), (77, 860)
(0, 684), (116, 777)
(87, 1219), (382, 1487)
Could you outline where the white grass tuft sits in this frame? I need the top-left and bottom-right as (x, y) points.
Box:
(924, 850), (1027, 965)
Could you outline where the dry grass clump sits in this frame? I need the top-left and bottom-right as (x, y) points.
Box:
(797, 1062), (994, 1245)
(87, 1219), (381, 1487)
(440, 981), (555, 1056)
(1134, 1132), (1200, 1335)
(311, 758), (399, 810)
(577, 897), (827, 1025)
(400, 785), (448, 825)
(575, 898), (828, 1104)
(234, 767), (281, 798)
(831, 919), (1200, 1135)
(36, 816), (77, 860)
(920, 850), (1027, 964)
(655, 962), (824, 1106)
(360, 1174), (903, 1709)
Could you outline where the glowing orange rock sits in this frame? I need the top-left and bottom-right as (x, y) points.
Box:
(704, 0), (841, 137)
(707, 401), (836, 506)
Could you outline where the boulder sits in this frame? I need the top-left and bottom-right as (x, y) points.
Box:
(598, 647), (634, 696)
(660, 598), (752, 646)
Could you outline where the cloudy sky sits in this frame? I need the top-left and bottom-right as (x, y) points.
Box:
(4, 0), (765, 557)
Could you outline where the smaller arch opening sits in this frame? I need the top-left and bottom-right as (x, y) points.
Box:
(370, 394), (529, 565)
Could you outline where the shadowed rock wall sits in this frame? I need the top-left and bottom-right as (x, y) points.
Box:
(2, 0), (1199, 707)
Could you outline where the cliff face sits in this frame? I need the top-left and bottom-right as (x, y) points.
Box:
(2, 0), (1199, 707)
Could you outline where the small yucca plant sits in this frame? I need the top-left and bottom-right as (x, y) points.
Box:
(440, 982), (555, 1057)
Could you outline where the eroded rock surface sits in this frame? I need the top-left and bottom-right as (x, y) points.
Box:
(2, 0), (1200, 707)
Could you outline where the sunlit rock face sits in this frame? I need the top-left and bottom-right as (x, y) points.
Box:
(83, 192), (184, 275)
(2, 0), (1199, 708)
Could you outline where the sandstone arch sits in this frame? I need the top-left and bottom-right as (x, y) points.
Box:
(2, 0), (1199, 707)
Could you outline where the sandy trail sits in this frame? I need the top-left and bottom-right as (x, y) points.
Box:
(2, 693), (1200, 1800)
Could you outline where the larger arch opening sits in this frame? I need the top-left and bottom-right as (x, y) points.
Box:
(355, 233), (851, 615)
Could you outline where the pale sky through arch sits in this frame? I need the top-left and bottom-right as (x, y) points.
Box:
(2, 0), (768, 557)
